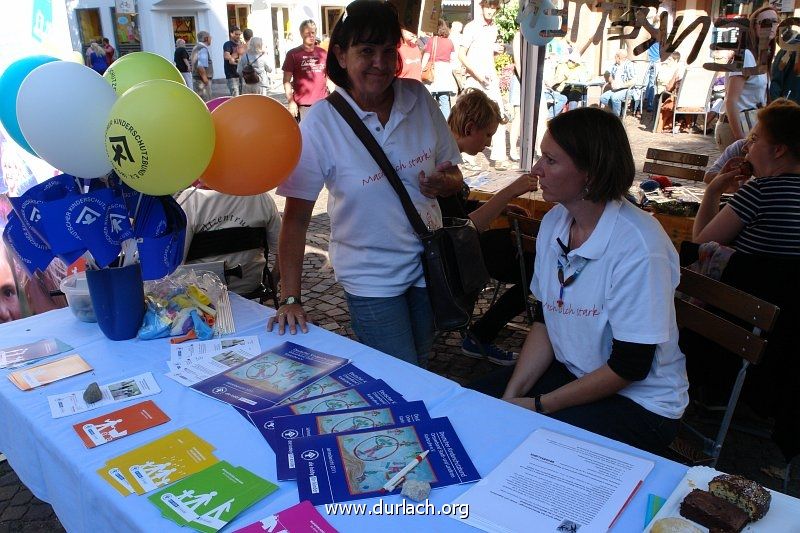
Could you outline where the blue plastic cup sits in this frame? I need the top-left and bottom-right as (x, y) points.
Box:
(86, 264), (146, 341)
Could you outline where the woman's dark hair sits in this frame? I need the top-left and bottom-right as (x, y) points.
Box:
(325, 0), (402, 89)
(757, 98), (800, 160)
(546, 108), (635, 203)
(437, 19), (450, 38)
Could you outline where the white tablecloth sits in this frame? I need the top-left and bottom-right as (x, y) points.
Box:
(0, 296), (687, 532)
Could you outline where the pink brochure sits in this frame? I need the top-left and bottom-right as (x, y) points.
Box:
(232, 500), (338, 533)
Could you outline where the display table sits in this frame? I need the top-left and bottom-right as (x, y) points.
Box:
(0, 296), (688, 532)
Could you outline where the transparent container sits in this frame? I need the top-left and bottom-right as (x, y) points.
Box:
(59, 271), (97, 323)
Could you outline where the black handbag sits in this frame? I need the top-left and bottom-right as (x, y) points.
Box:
(326, 91), (489, 331)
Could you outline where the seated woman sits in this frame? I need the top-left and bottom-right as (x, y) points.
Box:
(693, 98), (800, 256)
(469, 107), (688, 456)
(443, 89), (538, 365)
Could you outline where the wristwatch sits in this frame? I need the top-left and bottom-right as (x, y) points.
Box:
(534, 394), (544, 414)
(281, 296), (302, 306)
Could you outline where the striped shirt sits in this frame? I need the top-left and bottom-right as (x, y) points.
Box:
(727, 175), (800, 256)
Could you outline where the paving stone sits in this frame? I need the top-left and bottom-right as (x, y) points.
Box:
(0, 486), (17, 503)
(8, 491), (31, 507)
(0, 505), (26, 522)
(20, 503), (56, 522)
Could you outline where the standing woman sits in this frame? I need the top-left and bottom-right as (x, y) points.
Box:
(421, 19), (458, 119)
(86, 42), (108, 75)
(237, 36), (272, 95)
(470, 108), (688, 456)
(268, 0), (463, 367)
(715, 5), (779, 150)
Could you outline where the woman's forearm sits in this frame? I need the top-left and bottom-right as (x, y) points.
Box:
(503, 322), (555, 398)
(538, 364), (630, 414)
(277, 198), (315, 299)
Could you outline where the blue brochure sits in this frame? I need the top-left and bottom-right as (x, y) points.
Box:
(295, 417), (481, 505)
(274, 400), (431, 480)
(248, 379), (405, 451)
(191, 342), (349, 412)
(275, 363), (375, 406)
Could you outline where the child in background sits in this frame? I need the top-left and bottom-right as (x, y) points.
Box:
(443, 88), (538, 365)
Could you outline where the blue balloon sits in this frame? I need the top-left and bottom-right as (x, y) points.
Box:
(518, 0), (560, 47)
(0, 55), (60, 155)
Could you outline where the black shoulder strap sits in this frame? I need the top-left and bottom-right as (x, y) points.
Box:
(326, 91), (430, 237)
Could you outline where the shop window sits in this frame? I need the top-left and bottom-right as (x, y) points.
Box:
(76, 8), (102, 46)
(172, 16), (197, 45)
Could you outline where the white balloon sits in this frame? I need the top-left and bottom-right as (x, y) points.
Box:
(16, 62), (117, 178)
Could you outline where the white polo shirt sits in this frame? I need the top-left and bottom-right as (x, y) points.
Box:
(277, 78), (462, 297)
(531, 200), (689, 419)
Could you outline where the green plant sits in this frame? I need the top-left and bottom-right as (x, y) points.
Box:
(494, 52), (513, 72)
(495, 0), (519, 44)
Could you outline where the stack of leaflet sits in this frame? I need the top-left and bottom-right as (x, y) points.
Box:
(98, 428), (279, 532)
(237, 350), (482, 506)
(165, 336), (263, 386)
(0, 338), (73, 370)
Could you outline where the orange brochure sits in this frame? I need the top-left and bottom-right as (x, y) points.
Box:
(73, 400), (171, 448)
(8, 355), (92, 390)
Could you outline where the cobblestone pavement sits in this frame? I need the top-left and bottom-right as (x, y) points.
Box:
(2, 111), (797, 531)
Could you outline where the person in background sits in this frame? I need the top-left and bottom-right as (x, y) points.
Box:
(174, 38), (192, 87)
(704, 138), (747, 183)
(86, 41), (108, 75)
(508, 29), (523, 161)
(282, 20), (330, 122)
(694, 99), (800, 256)
(770, 32), (800, 104)
(445, 89), (538, 365)
(552, 51), (589, 112)
(655, 52), (684, 132)
(0, 247), (22, 323)
(269, 0), (463, 367)
(178, 186), (281, 297)
(238, 36), (272, 96)
(399, 27), (423, 81)
(239, 28), (254, 57)
(599, 49), (636, 117)
(716, 6), (779, 150)
(542, 54), (569, 118)
(223, 25), (243, 97)
(420, 19), (457, 118)
(459, 0), (510, 170)
(449, 20), (465, 92)
(191, 31), (214, 101)
(470, 107), (688, 456)
(102, 37), (115, 66)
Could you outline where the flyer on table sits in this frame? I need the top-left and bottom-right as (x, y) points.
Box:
(73, 400), (171, 448)
(249, 379), (406, 451)
(48, 372), (161, 418)
(275, 363), (375, 406)
(0, 338), (72, 369)
(274, 400), (431, 480)
(166, 348), (258, 387)
(98, 428), (218, 496)
(170, 336), (262, 361)
(295, 417), (480, 505)
(453, 428), (655, 533)
(191, 342), (349, 412)
(8, 354), (91, 390)
(232, 500), (339, 533)
(149, 460), (278, 533)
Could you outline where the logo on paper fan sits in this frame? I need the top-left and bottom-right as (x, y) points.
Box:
(300, 450), (319, 461)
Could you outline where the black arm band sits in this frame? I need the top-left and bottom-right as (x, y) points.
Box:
(607, 339), (656, 382)
(532, 300), (544, 324)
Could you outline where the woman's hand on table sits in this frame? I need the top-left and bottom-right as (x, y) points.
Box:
(503, 396), (536, 411)
(266, 303), (309, 335)
(419, 161), (460, 198)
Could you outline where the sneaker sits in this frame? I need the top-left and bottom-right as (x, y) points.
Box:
(461, 337), (519, 366)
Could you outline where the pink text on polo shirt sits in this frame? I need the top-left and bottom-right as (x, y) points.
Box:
(544, 299), (601, 318)
(361, 148), (434, 186)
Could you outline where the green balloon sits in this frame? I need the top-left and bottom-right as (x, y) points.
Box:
(103, 51), (184, 95)
(105, 79), (214, 196)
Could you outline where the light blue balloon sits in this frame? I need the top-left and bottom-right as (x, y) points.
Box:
(519, 0), (560, 47)
(0, 55), (60, 155)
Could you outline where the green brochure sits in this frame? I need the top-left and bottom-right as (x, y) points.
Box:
(149, 461), (278, 532)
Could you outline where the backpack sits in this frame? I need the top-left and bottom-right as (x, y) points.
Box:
(242, 53), (264, 85)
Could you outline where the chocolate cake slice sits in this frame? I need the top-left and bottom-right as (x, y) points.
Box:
(679, 489), (749, 532)
(709, 473), (771, 521)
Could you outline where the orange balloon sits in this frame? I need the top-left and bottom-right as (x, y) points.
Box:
(201, 95), (302, 195)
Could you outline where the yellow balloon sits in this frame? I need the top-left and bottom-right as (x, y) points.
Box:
(103, 51), (184, 95)
(67, 50), (85, 64)
(105, 79), (215, 196)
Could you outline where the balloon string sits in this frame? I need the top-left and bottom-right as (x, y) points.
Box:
(132, 192), (143, 224)
(178, 185), (199, 206)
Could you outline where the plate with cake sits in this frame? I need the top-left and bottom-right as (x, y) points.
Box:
(644, 466), (800, 532)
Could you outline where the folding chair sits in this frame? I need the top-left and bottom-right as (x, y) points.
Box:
(507, 212), (540, 324)
(670, 267), (780, 467)
(672, 67), (716, 135)
(186, 226), (279, 309)
(643, 148), (709, 184)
